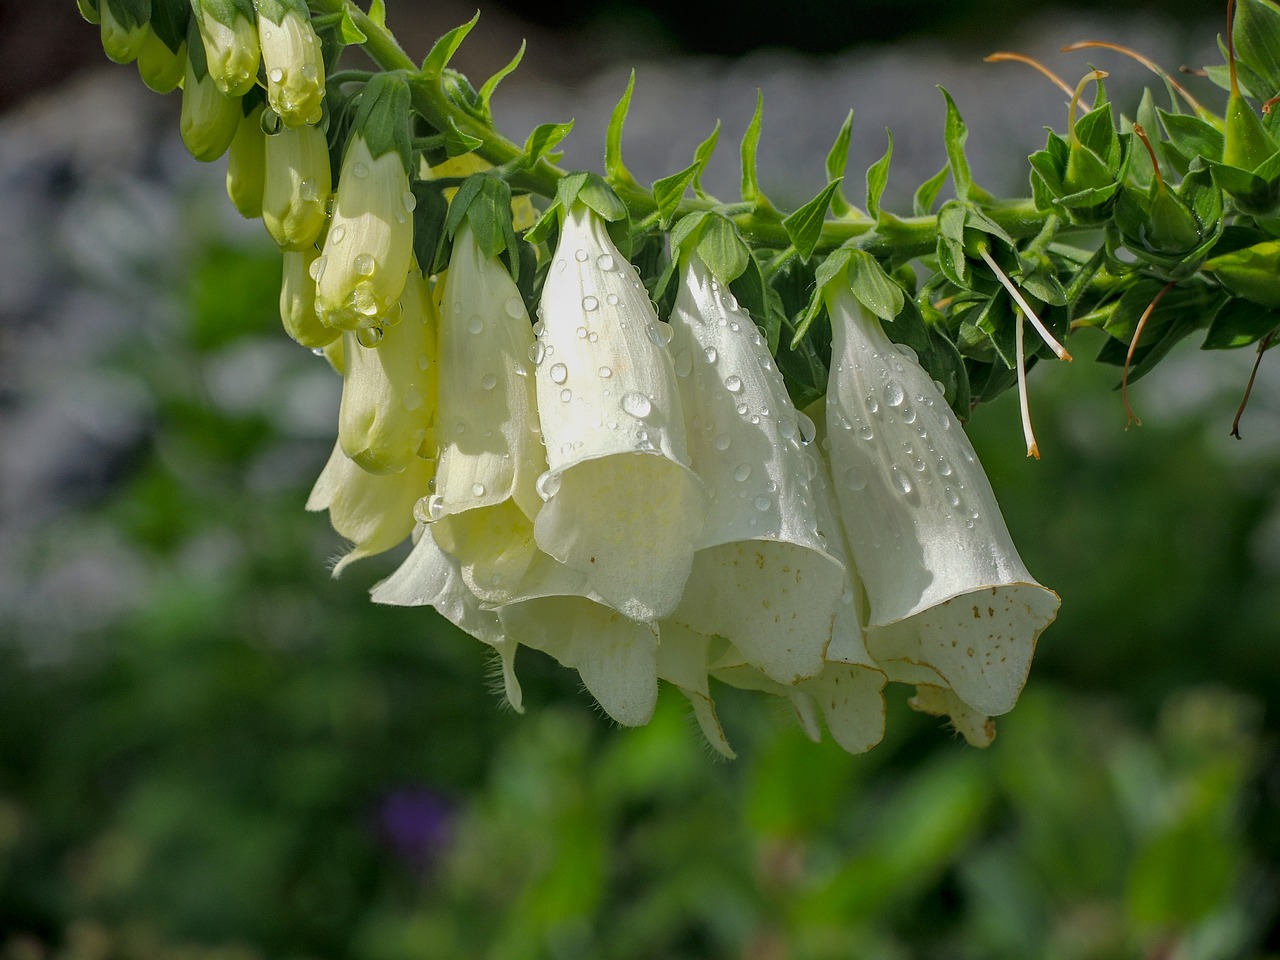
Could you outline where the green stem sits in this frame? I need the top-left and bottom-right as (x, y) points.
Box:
(307, 0), (1052, 258)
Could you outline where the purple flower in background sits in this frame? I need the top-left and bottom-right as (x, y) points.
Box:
(373, 787), (455, 873)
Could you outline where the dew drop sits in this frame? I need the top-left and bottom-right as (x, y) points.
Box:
(734, 463), (751, 482)
(704, 346), (718, 364)
(355, 325), (383, 348)
(736, 402), (748, 416)
(753, 494), (771, 512)
(945, 486), (961, 507)
(797, 412), (817, 444)
(529, 341), (546, 365)
(582, 295), (599, 312)
(596, 253), (615, 270)
(269, 67), (284, 83)
(715, 433), (731, 451)
(588, 332), (598, 343)
(466, 314), (484, 335)
(858, 425), (874, 441)
(597, 365), (612, 379)
(938, 459), (953, 476)
(555, 258), (567, 272)
(622, 393), (652, 418)
(606, 293), (620, 306)
(902, 407), (917, 424)
(725, 375), (743, 394)
(560, 388), (572, 402)
(576, 326), (587, 339)
(896, 343), (919, 363)
(535, 471), (561, 501)
(471, 483), (486, 498)
(674, 348), (693, 377)
(480, 373), (497, 391)
(402, 190), (417, 212)
(891, 467), (913, 496)
(351, 162), (369, 179)
(777, 418), (797, 440)
(723, 292), (739, 311)
(574, 249), (588, 262)
(308, 255), (327, 280)
(884, 380), (906, 408)
(299, 178), (320, 202)
(866, 397), (880, 414)
(843, 468), (867, 492)
(402, 386), (422, 411)
(549, 362), (568, 384)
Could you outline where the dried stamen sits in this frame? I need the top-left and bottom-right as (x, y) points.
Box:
(1122, 281), (1175, 429)
(1062, 40), (1208, 118)
(978, 246), (1073, 361)
(985, 52), (1080, 104)
(1231, 330), (1274, 438)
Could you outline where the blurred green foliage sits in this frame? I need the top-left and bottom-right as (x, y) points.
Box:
(1, 197), (1278, 959)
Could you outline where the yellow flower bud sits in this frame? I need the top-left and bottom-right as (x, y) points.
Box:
(338, 266), (437, 474)
(193, 1), (260, 97)
(179, 54), (240, 162)
(100, 1), (148, 64)
(258, 8), (325, 127)
(136, 32), (185, 93)
(226, 103), (266, 219)
(279, 247), (337, 349)
(262, 121), (330, 249)
(314, 137), (414, 330)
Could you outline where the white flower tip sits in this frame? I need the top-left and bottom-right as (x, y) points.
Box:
(909, 684), (996, 747)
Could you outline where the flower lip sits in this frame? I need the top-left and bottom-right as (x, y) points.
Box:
(824, 285), (1059, 717)
(530, 203), (708, 622)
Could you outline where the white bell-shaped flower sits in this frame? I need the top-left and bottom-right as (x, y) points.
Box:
(824, 286), (1059, 718)
(257, 5), (325, 127)
(306, 442), (434, 576)
(426, 225), (547, 604)
(262, 121), (331, 250)
(665, 253), (843, 685)
(337, 265), (437, 474)
(371, 525), (522, 712)
(495, 553), (660, 727)
(532, 204), (708, 622)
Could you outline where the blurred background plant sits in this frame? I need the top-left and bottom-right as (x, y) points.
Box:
(1, 1), (1279, 958)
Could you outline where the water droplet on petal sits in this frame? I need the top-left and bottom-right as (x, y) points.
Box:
(843, 468), (866, 491)
(555, 258), (567, 272)
(777, 418), (797, 440)
(884, 380), (905, 407)
(606, 293), (619, 306)
(549, 362), (568, 384)
(467, 315), (484, 335)
(535, 471), (561, 501)
(309, 255), (327, 280)
(597, 365), (612, 379)
(480, 373), (497, 391)
(574, 249), (588, 262)
(622, 393), (652, 418)
(797, 412), (816, 444)
(471, 483), (486, 498)
(529, 342), (546, 365)
(715, 433), (731, 451)
(938, 459), (953, 476)
(902, 406), (917, 424)
(891, 467), (913, 495)
(576, 326), (587, 339)
(704, 346), (718, 364)
(945, 486), (961, 507)
(402, 386), (422, 410)
(299, 179), (320, 202)
(725, 375), (743, 394)
(674, 348), (693, 377)
(858, 425), (874, 441)
(753, 494), (771, 512)
(582, 295), (599, 311)
(504, 297), (524, 319)
(352, 162), (368, 179)
(560, 388), (572, 402)
(355, 325), (383, 348)
(596, 253), (615, 270)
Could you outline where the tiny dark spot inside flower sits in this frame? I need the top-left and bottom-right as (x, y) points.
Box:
(973, 605), (981, 618)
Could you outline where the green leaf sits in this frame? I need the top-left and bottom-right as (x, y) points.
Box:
(793, 247), (852, 347)
(476, 41), (525, 122)
(561, 171), (627, 223)
(1203, 296), (1280, 348)
(411, 179), (450, 274)
(782, 180), (842, 261)
(421, 12), (479, 77)
(1202, 240), (1280, 307)
(696, 214), (751, 286)
(668, 209), (710, 253)
(338, 6), (366, 44)
(866, 130), (893, 220)
(741, 90), (765, 204)
(652, 164), (700, 229)
(940, 87), (973, 201)
(1235, 0), (1280, 100)
(444, 116), (483, 157)
(913, 164), (949, 216)
(523, 120), (574, 166)
(847, 250), (904, 322)
(368, 0), (386, 27)
(826, 110), (855, 217)
(692, 121), (721, 200)
(605, 70), (638, 187)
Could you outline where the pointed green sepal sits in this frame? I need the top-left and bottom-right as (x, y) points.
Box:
(782, 179), (842, 260)
(421, 12), (479, 78)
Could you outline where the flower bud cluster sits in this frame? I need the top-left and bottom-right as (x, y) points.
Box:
(306, 201), (1058, 757)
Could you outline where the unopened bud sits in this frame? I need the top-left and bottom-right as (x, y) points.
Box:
(226, 102), (266, 218)
(100, 0), (150, 64)
(179, 30), (241, 162)
(280, 247), (338, 348)
(257, 1), (325, 127)
(136, 30), (185, 93)
(262, 120), (331, 249)
(192, 0), (260, 97)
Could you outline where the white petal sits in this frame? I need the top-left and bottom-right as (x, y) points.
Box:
(499, 594), (658, 727)
(909, 684), (995, 747)
(532, 204), (707, 621)
(431, 499), (541, 606)
(435, 225), (545, 522)
(654, 621), (735, 758)
(665, 255), (842, 684)
(371, 526), (522, 711)
(306, 441), (433, 575)
(824, 287), (1059, 717)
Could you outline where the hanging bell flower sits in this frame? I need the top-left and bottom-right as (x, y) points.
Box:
(179, 20), (241, 163)
(279, 247), (337, 349)
(100, 0), (149, 64)
(191, 0), (260, 98)
(531, 202), (708, 622)
(225, 100), (266, 219)
(315, 75), (415, 331)
(262, 119), (331, 250)
(823, 284), (1060, 721)
(426, 223), (547, 604)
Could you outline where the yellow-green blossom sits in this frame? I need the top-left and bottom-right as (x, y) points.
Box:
(279, 247), (337, 349)
(262, 121), (331, 249)
(225, 102), (265, 219)
(136, 30), (185, 92)
(257, 3), (325, 127)
(314, 136), (414, 329)
(100, 0), (149, 64)
(179, 39), (240, 162)
(192, 0), (260, 97)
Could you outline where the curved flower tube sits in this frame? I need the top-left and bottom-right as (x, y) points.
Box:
(192, 0), (260, 98)
(314, 136), (414, 330)
(279, 247), (337, 349)
(179, 49), (240, 163)
(824, 286), (1060, 718)
(531, 203), (707, 622)
(306, 442), (435, 576)
(665, 253), (843, 685)
(371, 525), (522, 712)
(262, 121), (331, 250)
(426, 225), (548, 603)
(338, 265), (437, 474)
(226, 103), (266, 219)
